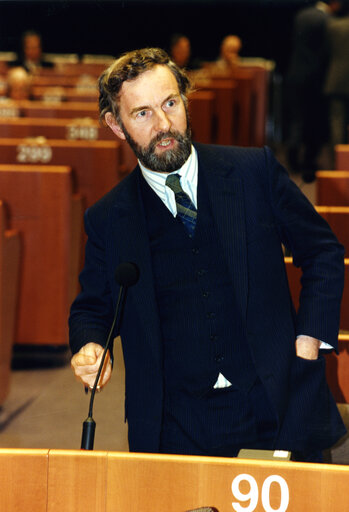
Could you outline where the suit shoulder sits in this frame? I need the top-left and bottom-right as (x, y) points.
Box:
(194, 142), (274, 172)
(88, 167), (139, 218)
(195, 141), (267, 158)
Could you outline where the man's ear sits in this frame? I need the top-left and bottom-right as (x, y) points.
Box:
(104, 112), (126, 140)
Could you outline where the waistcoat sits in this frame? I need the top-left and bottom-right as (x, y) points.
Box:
(140, 171), (257, 396)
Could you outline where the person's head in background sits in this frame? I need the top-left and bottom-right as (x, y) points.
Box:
(220, 35), (242, 67)
(21, 30), (43, 66)
(6, 67), (32, 100)
(169, 34), (191, 68)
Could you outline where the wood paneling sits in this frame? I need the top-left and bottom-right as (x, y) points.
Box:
(0, 165), (83, 345)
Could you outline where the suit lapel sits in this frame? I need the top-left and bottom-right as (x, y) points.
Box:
(109, 168), (163, 361)
(197, 146), (248, 320)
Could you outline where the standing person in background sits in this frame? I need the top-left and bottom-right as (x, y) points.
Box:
(284, 1), (341, 183)
(70, 47), (345, 462)
(324, 1), (349, 153)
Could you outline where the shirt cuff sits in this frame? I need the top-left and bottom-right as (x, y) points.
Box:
(297, 334), (333, 350)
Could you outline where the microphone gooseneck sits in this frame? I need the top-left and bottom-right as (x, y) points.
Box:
(81, 262), (139, 450)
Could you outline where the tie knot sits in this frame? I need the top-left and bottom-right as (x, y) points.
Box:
(166, 173), (182, 193)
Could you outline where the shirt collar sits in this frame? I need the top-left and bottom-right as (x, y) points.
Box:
(139, 145), (198, 216)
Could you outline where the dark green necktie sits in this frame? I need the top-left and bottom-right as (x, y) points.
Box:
(166, 174), (197, 236)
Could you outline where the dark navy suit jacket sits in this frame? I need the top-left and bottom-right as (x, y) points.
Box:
(69, 143), (346, 452)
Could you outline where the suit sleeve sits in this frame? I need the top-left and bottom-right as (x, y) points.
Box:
(69, 207), (115, 355)
(264, 147), (345, 351)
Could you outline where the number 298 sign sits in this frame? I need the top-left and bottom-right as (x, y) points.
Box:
(232, 474), (289, 511)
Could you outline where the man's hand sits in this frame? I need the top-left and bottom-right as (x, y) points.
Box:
(71, 342), (112, 390)
(295, 335), (321, 360)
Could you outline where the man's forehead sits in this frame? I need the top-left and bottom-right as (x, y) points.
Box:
(120, 65), (178, 96)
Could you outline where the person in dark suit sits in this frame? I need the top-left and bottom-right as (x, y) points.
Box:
(168, 33), (199, 71)
(70, 48), (346, 462)
(8, 30), (54, 73)
(324, 1), (349, 149)
(284, 1), (341, 182)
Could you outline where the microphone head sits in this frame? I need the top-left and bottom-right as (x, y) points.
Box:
(115, 262), (140, 287)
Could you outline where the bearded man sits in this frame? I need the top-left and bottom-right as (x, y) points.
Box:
(69, 48), (346, 462)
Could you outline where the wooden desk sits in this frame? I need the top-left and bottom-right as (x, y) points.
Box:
(0, 138), (122, 209)
(32, 86), (98, 103)
(0, 448), (348, 512)
(2, 100), (101, 120)
(316, 206), (349, 256)
(188, 90), (215, 144)
(0, 165), (83, 345)
(316, 171), (349, 206)
(192, 64), (269, 147)
(0, 117), (114, 141)
(335, 144), (349, 170)
(192, 78), (236, 146)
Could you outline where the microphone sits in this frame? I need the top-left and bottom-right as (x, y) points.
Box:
(186, 508), (219, 512)
(81, 262), (139, 450)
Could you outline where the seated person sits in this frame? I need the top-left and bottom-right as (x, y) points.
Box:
(204, 34), (242, 76)
(9, 30), (54, 73)
(6, 67), (32, 100)
(169, 33), (201, 70)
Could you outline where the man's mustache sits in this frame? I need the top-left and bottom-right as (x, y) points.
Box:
(148, 130), (184, 151)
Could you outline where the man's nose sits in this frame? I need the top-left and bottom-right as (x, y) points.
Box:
(154, 109), (171, 132)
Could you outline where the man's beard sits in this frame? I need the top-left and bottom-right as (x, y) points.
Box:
(121, 122), (192, 173)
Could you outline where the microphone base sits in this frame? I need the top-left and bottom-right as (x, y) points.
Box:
(81, 417), (96, 450)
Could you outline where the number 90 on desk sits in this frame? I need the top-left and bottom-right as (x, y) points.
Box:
(232, 474), (289, 512)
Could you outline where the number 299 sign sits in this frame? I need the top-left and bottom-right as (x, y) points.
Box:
(232, 474), (289, 512)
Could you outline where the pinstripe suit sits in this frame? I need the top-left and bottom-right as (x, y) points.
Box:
(69, 143), (346, 453)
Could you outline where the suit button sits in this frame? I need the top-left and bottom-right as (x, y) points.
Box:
(210, 335), (218, 342)
(202, 291), (209, 298)
(215, 355), (224, 363)
(206, 312), (215, 319)
(192, 247), (199, 254)
(197, 269), (206, 277)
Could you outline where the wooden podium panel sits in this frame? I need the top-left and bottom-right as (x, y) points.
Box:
(0, 449), (48, 512)
(0, 449), (349, 511)
(106, 452), (349, 512)
(47, 450), (107, 512)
